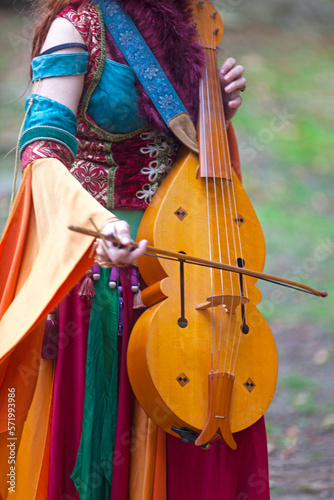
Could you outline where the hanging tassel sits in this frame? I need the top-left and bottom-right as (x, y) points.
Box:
(42, 308), (59, 359)
(109, 267), (118, 289)
(130, 267), (146, 310)
(92, 263), (100, 281)
(78, 268), (96, 299)
(133, 288), (146, 309)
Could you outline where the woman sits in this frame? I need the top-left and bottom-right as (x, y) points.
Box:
(0, 0), (270, 499)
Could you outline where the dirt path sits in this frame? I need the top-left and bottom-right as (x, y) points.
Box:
(266, 324), (334, 499)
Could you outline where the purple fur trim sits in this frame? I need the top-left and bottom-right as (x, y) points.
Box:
(105, 0), (204, 131)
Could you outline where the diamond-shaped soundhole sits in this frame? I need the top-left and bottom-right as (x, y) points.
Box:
(244, 377), (256, 393)
(234, 213), (245, 226)
(177, 372), (190, 387)
(174, 207), (188, 221)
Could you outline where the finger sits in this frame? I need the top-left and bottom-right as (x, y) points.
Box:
(96, 218), (147, 265)
(124, 239), (148, 263)
(111, 239), (148, 265)
(95, 238), (118, 261)
(110, 248), (133, 265)
(114, 221), (131, 245)
(226, 88), (242, 100)
(228, 96), (243, 109)
(222, 66), (245, 86)
(224, 76), (247, 94)
(96, 230), (130, 256)
(219, 57), (236, 77)
(103, 220), (131, 245)
(95, 236), (111, 255)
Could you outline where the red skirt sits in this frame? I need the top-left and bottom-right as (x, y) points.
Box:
(47, 268), (270, 500)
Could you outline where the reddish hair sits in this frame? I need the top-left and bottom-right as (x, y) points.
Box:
(31, 0), (83, 59)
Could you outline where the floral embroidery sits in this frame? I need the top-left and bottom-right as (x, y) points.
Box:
(58, 3), (181, 210)
(158, 94), (176, 112)
(139, 131), (157, 141)
(141, 158), (173, 183)
(139, 133), (179, 159)
(143, 63), (159, 80)
(71, 160), (108, 206)
(119, 30), (135, 45)
(136, 183), (159, 205)
(97, 0), (188, 123)
(104, 2), (118, 16)
(136, 132), (179, 204)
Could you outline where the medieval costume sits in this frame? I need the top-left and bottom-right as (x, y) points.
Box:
(0, 1), (270, 499)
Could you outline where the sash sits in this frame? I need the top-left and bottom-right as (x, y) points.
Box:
(96, 0), (199, 152)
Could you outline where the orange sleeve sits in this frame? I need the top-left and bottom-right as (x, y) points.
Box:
(0, 158), (113, 432)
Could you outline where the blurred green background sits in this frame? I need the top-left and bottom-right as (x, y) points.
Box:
(0, 0), (333, 497)
(218, 2), (334, 496)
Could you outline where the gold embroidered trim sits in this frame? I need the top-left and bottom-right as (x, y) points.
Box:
(107, 165), (118, 210)
(80, 6), (148, 143)
(104, 141), (118, 167)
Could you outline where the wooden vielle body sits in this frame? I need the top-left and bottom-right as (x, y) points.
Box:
(127, 0), (278, 448)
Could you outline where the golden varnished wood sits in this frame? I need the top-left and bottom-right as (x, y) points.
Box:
(127, 1), (278, 448)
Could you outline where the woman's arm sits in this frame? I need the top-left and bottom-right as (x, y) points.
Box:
(26, 18), (148, 265)
(32, 17), (86, 113)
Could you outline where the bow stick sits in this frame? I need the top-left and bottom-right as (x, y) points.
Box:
(68, 224), (327, 298)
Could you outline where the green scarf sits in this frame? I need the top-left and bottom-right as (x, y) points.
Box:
(71, 268), (119, 499)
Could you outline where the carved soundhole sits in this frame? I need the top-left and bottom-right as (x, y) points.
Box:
(244, 378), (256, 393)
(234, 213), (245, 226)
(174, 207), (188, 221)
(177, 373), (190, 387)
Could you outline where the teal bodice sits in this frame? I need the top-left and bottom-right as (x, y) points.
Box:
(88, 58), (146, 133)
(30, 52), (146, 134)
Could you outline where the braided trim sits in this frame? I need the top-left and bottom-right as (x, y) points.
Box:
(19, 126), (78, 160)
(80, 5), (147, 143)
(107, 165), (118, 210)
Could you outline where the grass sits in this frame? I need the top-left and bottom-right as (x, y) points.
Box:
(276, 374), (320, 415)
(1, 11), (332, 332)
(0, 10), (31, 226)
(278, 373), (320, 392)
(217, 20), (334, 481)
(219, 22), (334, 333)
(1, 5), (333, 496)
(1, 8), (332, 331)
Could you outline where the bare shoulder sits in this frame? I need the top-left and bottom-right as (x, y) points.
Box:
(40, 17), (86, 54)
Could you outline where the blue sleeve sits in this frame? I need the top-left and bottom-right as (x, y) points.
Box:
(31, 52), (89, 82)
(19, 94), (78, 161)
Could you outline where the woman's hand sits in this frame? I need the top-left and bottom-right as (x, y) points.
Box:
(95, 220), (148, 267)
(219, 57), (246, 126)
